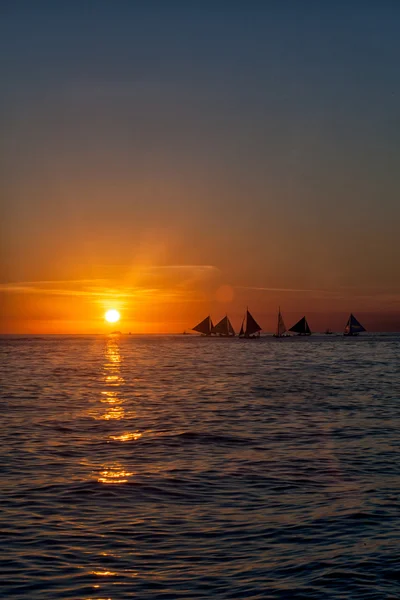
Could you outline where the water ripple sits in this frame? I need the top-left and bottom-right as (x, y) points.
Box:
(1, 334), (400, 599)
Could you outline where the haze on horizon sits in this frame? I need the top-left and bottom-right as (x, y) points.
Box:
(1, 2), (399, 333)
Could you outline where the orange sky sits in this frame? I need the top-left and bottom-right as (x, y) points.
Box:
(1, 261), (400, 333)
(1, 4), (400, 333)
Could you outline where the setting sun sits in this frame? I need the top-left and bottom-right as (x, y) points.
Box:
(105, 309), (120, 324)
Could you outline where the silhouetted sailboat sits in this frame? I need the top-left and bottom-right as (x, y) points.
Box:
(192, 315), (214, 336)
(273, 307), (287, 337)
(212, 315), (235, 337)
(239, 309), (262, 338)
(289, 316), (311, 336)
(344, 313), (366, 336)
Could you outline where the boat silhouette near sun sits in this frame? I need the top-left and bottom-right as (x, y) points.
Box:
(188, 310), (367, 338)
(191, 309), (262, 338)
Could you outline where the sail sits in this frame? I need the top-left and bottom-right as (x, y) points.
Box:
(192, 315), (212, 335)
(227, 317), (235, 336)
(245, 310), (262, 336)
(212, 315), (235, 336)
(344, 316), (351, 335)
(289, 316), (311, 335)
(239, 318), (244, 337)
(344, 313), (366, 335)
(276, 309), (286, 336)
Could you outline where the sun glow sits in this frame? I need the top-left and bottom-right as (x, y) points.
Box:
(105, 309), (120, 323)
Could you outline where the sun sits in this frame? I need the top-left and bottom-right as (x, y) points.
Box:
(105, 309), (120, 324)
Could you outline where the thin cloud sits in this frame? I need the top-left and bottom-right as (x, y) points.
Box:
(0, 265), (219, 291)
(146, 265), (219, 271)
(236, 286), (336, 294)
(0, 271), (211, 303)
(235, 286), (400, 305)
(0, 279), (109, 288)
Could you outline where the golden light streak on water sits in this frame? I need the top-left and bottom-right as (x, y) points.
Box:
(100, 390), (120, 404)
(101, 338), (125, 421)
(109, 432), (142, 441)
(97, 467), (134, 484)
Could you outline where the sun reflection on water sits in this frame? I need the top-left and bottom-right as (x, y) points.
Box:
(95, 339), (138, 485)
(98, 464), (134, 484)
(109, 431), (142, 441)
(101, 338), (125, 421)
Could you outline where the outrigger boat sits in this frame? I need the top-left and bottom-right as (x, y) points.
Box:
(239, 309), (262, 338)
(191, 315), (214, 336)
(344, 313), (366, 336)
(212, 315), (235, 337)
(289, 316), (311, 336)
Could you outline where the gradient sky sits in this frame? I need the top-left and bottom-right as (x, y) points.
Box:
(1, 1), (400, 333)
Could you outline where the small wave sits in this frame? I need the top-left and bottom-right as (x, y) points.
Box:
(2, 333), (400, 600)
(21, 478), (212, 506)
(171, 431), (254, 447)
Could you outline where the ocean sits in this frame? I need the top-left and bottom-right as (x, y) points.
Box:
(1, 334), (399, 599)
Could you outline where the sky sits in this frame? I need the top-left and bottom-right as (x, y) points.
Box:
(1, 1), (400, 333)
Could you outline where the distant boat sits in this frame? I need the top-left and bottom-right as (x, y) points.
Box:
(212, 315), (235, 337)
(239, 309), (262, 338)
(289, 316), (311, 336)
(192, 315), (214, 336)
(273, 307), (288, 337)
(344, 313), (366, 336)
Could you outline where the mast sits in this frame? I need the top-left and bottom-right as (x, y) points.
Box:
(275, 307), (287, 337)
(239, 313), (245, 337)
(227, 315), (235, 336)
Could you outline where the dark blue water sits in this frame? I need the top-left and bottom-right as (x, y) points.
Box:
(1, 334), (400, 599)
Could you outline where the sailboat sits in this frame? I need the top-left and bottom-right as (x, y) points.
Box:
(192, 315), (214, 336)
(211, 315), (235, 337)
(239, 309), (262, 338)
(289, 316), (311, 336)
(344, 313), (366, 336)
(273, 307), (288, 337)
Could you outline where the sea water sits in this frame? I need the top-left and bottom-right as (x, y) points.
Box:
(1, 334), (399, 599)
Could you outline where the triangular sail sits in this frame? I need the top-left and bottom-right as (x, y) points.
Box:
(192, 315), (212, 335)
(245, 310), (262, 337)
(227, 317), (235, 336)
(212, 315), (235, 336)
(211, 316), (227, 335)
(289, 316), (311, 335)
(344, 313), (366, 335)
(276, 308), (286, 336)
(344, 317), (350, 335)
(239, 318), (244, 337)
